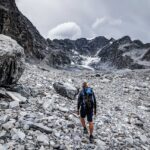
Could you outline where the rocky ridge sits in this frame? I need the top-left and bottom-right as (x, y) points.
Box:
(47, 36), (150, 70)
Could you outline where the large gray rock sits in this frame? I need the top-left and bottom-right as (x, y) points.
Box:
(53, 82), (78, 100)
(11, 128), (26, 141)
(37, 134), (49, 145)
(0, 115), (9, 124)
(20, 120), (52, 134)
(0, 34), (25, 86)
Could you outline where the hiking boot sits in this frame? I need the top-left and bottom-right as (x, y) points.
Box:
(83, 127), (88, 134)
(89, 135), (94, 143)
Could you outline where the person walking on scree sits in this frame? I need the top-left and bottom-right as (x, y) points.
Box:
(77, 82), (97, 143)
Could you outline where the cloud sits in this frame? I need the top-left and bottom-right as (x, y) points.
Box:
(16, 0), (150, 43)
(47, 22), (82, 40)
(92, 17), (122, 29)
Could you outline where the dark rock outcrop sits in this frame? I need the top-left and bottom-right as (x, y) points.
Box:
(0, 0), (48, 59)
(53, 82), (78, 100)
(142, 49), (150, 61)
(47, 36), (109, 56)
(98, 36), (149, 69)
(43, 49), (71, 68)
(0, 34), (25, 86)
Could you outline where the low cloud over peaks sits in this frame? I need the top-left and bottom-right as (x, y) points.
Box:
(17, 0), (150, 42)
(47, 22), (82, 40)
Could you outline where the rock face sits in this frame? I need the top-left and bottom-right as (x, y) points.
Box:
(0, 0), (48, 59)
(43, 49), (71, 68)
(98, 36), (150, 69)
(47, 36), (109, 56)
(0, 34), (25, 86)
(53, 82), (78, 100)
(142, 49), (150, 61)
(47, 36), (150, 70)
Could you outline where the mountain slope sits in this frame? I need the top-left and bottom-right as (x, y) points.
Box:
(0, 0), (149, 70)
(98, 36), (150, 69)
(46, 36), (150, 70)
(0, 0), (48, 59)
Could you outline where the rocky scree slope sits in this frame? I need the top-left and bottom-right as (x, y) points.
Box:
(0, 64), (150, 149)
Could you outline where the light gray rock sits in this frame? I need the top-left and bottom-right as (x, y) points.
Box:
(126, 137), (134, 145)
(11, 128), (26, 141)
(0, 34), (25, 86)
(50, 140), (55, 147)
(39, 146), (45, 150)
(58, 106), (69, 113)
(101, 78), (111, 83)
(21, 120), (52, 134)
(0, 130), (7, 139)
(53, 82), (78, 99)
(9, 101), (20, 109)
(2, 120), (16, 130)
(139, 135), (148, 143)
(23, 124), (30, 130)
(37, 134), (49, 145)
(6, 91), (27, 103)
(42, 96), (54, 111)
(0, 115), (9, 124)
(0, 144), (6, 150)
(15, 145), (25, 150)
(138, 106), (150, 112)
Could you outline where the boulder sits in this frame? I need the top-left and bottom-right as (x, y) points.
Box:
(6, 91), (27, 103)
(11, 128), (26, 141)
(21, 120), (52, 134)
(2, 119), (16, 130)
(0, 34), (25, 86)
(53, 82), (78, 100)
(0, 115), (9, 124)
(37, 134), (49, 145)
(9, 101), (20, 109)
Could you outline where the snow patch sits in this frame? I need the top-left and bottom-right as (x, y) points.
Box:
(123, 48), (150, 66)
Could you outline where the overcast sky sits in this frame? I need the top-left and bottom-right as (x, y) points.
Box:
(16, 0), (150, 42)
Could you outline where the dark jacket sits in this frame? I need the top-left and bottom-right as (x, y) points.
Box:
(77, 87), (97, 113)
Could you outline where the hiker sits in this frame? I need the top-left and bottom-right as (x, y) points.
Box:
(77, 82), (97, 142)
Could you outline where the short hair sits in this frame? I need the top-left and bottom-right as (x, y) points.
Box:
(82, 82), (88, 88)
